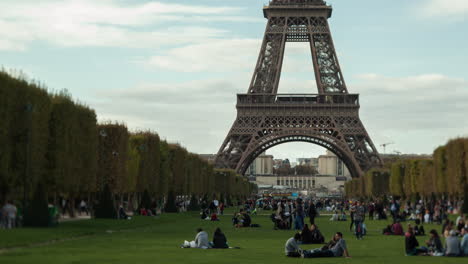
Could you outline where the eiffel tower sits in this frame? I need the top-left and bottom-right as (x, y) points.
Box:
(215, 0), (382, 177)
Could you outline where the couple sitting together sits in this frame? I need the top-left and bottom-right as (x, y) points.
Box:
(300, 224), (325, 244)
(181, 228), (229, 249)
(285, 232), (351, 258)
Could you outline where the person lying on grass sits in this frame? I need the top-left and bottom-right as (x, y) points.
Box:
(301, 232), (351, 258)
(181, 228), (210, 249)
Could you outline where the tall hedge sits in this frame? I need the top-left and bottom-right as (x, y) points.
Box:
(96, 124), (129, 194)
(47, 92), (97, 199)
(0, 70), (258, 214)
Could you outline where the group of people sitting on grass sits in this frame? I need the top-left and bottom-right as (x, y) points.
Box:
(200, 208), (220, 221)
(182, 227), (230, 249)
(383, 220), (425, 236)
(285, 232), (351, 258)
(232, 209), (252, 228)
(300, 224), (325, 244)
(405, 225), (468, 257)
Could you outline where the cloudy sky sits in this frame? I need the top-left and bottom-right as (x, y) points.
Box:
(1, 0), (467, 161)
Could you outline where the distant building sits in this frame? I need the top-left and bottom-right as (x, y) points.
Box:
(318, 150), (350, 177)
(254, 174), (346, 193)
(297, 157), (319, 170)
(247, 152), (274, 176)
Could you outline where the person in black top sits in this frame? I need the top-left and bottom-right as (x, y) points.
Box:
(405, 226), (427, 256)
(307, 201), (317, 225)
(242, 210), (251, 227)
(310, 224), (325, 244)
(301, 224), (314, 244)
(426, 229), (443, 256)
(212, 228), (229, 248)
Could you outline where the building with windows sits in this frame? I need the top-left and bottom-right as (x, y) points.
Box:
(254, 174), (347, 193)
(318, 150), (350, 177)
(246, 152), (274, 176)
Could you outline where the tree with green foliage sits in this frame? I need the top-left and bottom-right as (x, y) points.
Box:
(94, 184), (116, 219)
(165, 190), (178, 213)
(23, 182), (50, 227)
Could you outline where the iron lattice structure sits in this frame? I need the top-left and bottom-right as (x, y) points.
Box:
(215, 0), (382, 177)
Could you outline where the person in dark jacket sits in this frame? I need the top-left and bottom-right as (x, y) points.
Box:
(301, 224), (314, 244)
(310, 224), (325, 244)
(405, 226), (427, 256)
(426, 229), (443, 256)
(307, 201), (317, 225)
(212, 228), (229, 248)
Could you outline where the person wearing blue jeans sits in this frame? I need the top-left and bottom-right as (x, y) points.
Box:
(353, 201), (365, 240)
(303, 232), (351, 258)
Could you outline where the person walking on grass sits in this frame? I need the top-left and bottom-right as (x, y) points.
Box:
(307, 200), (317, 225)
(353, 201), (365, 240)
(294, 199), (305, 231)
(2, 200), (17, 229)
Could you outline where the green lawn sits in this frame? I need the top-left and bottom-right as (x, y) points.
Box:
(0, 209), (465, 264)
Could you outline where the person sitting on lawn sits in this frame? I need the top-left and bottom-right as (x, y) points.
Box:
(310, 224), (325, 244)
(301, 224), (314, 244)
(460, 227), (468, 256)
(232, 211), (240, 226)
(211, 212), (219, 221)
(383, 224), (393, 235)
(405, 226), (427, 256)
(445, 230), (461, 257)
(181, 228), (208, 249)
(302, 232), (351, 258)
(414, 224), (425, 236)
(330, 211), (339, 221)
(212, 228), (228, 249)
(392, 220), (404, 235)
(118, 204), (129, 219)
(201, 209), (208, 220)
(426, 229), (443, 256)
(285, 233), (302, 258)
(236, 209), (251, 228)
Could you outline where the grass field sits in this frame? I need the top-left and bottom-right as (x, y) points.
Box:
(0, 209), (466, 264)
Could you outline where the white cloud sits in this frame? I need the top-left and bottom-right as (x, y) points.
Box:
(0, 0), (259, 51)
(90, 73), (468, 157)
(145, 39), (262, 72)
(420, 0), (468, 20)
(353, 73), (468, 154)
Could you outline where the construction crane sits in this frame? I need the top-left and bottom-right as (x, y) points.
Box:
(380, 142), (394, 154)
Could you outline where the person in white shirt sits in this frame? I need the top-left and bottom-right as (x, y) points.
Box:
(194, 228), (210, 249)
(2, 201), (17, 229)
(285, 233), (302, 257)
(424, 211), (430, 224)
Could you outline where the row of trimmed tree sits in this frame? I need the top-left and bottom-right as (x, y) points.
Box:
(0, 70), (256, 219)
(345, 138), (468, 202)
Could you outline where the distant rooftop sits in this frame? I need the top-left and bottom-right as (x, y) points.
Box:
(269, 0), (326, 6)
